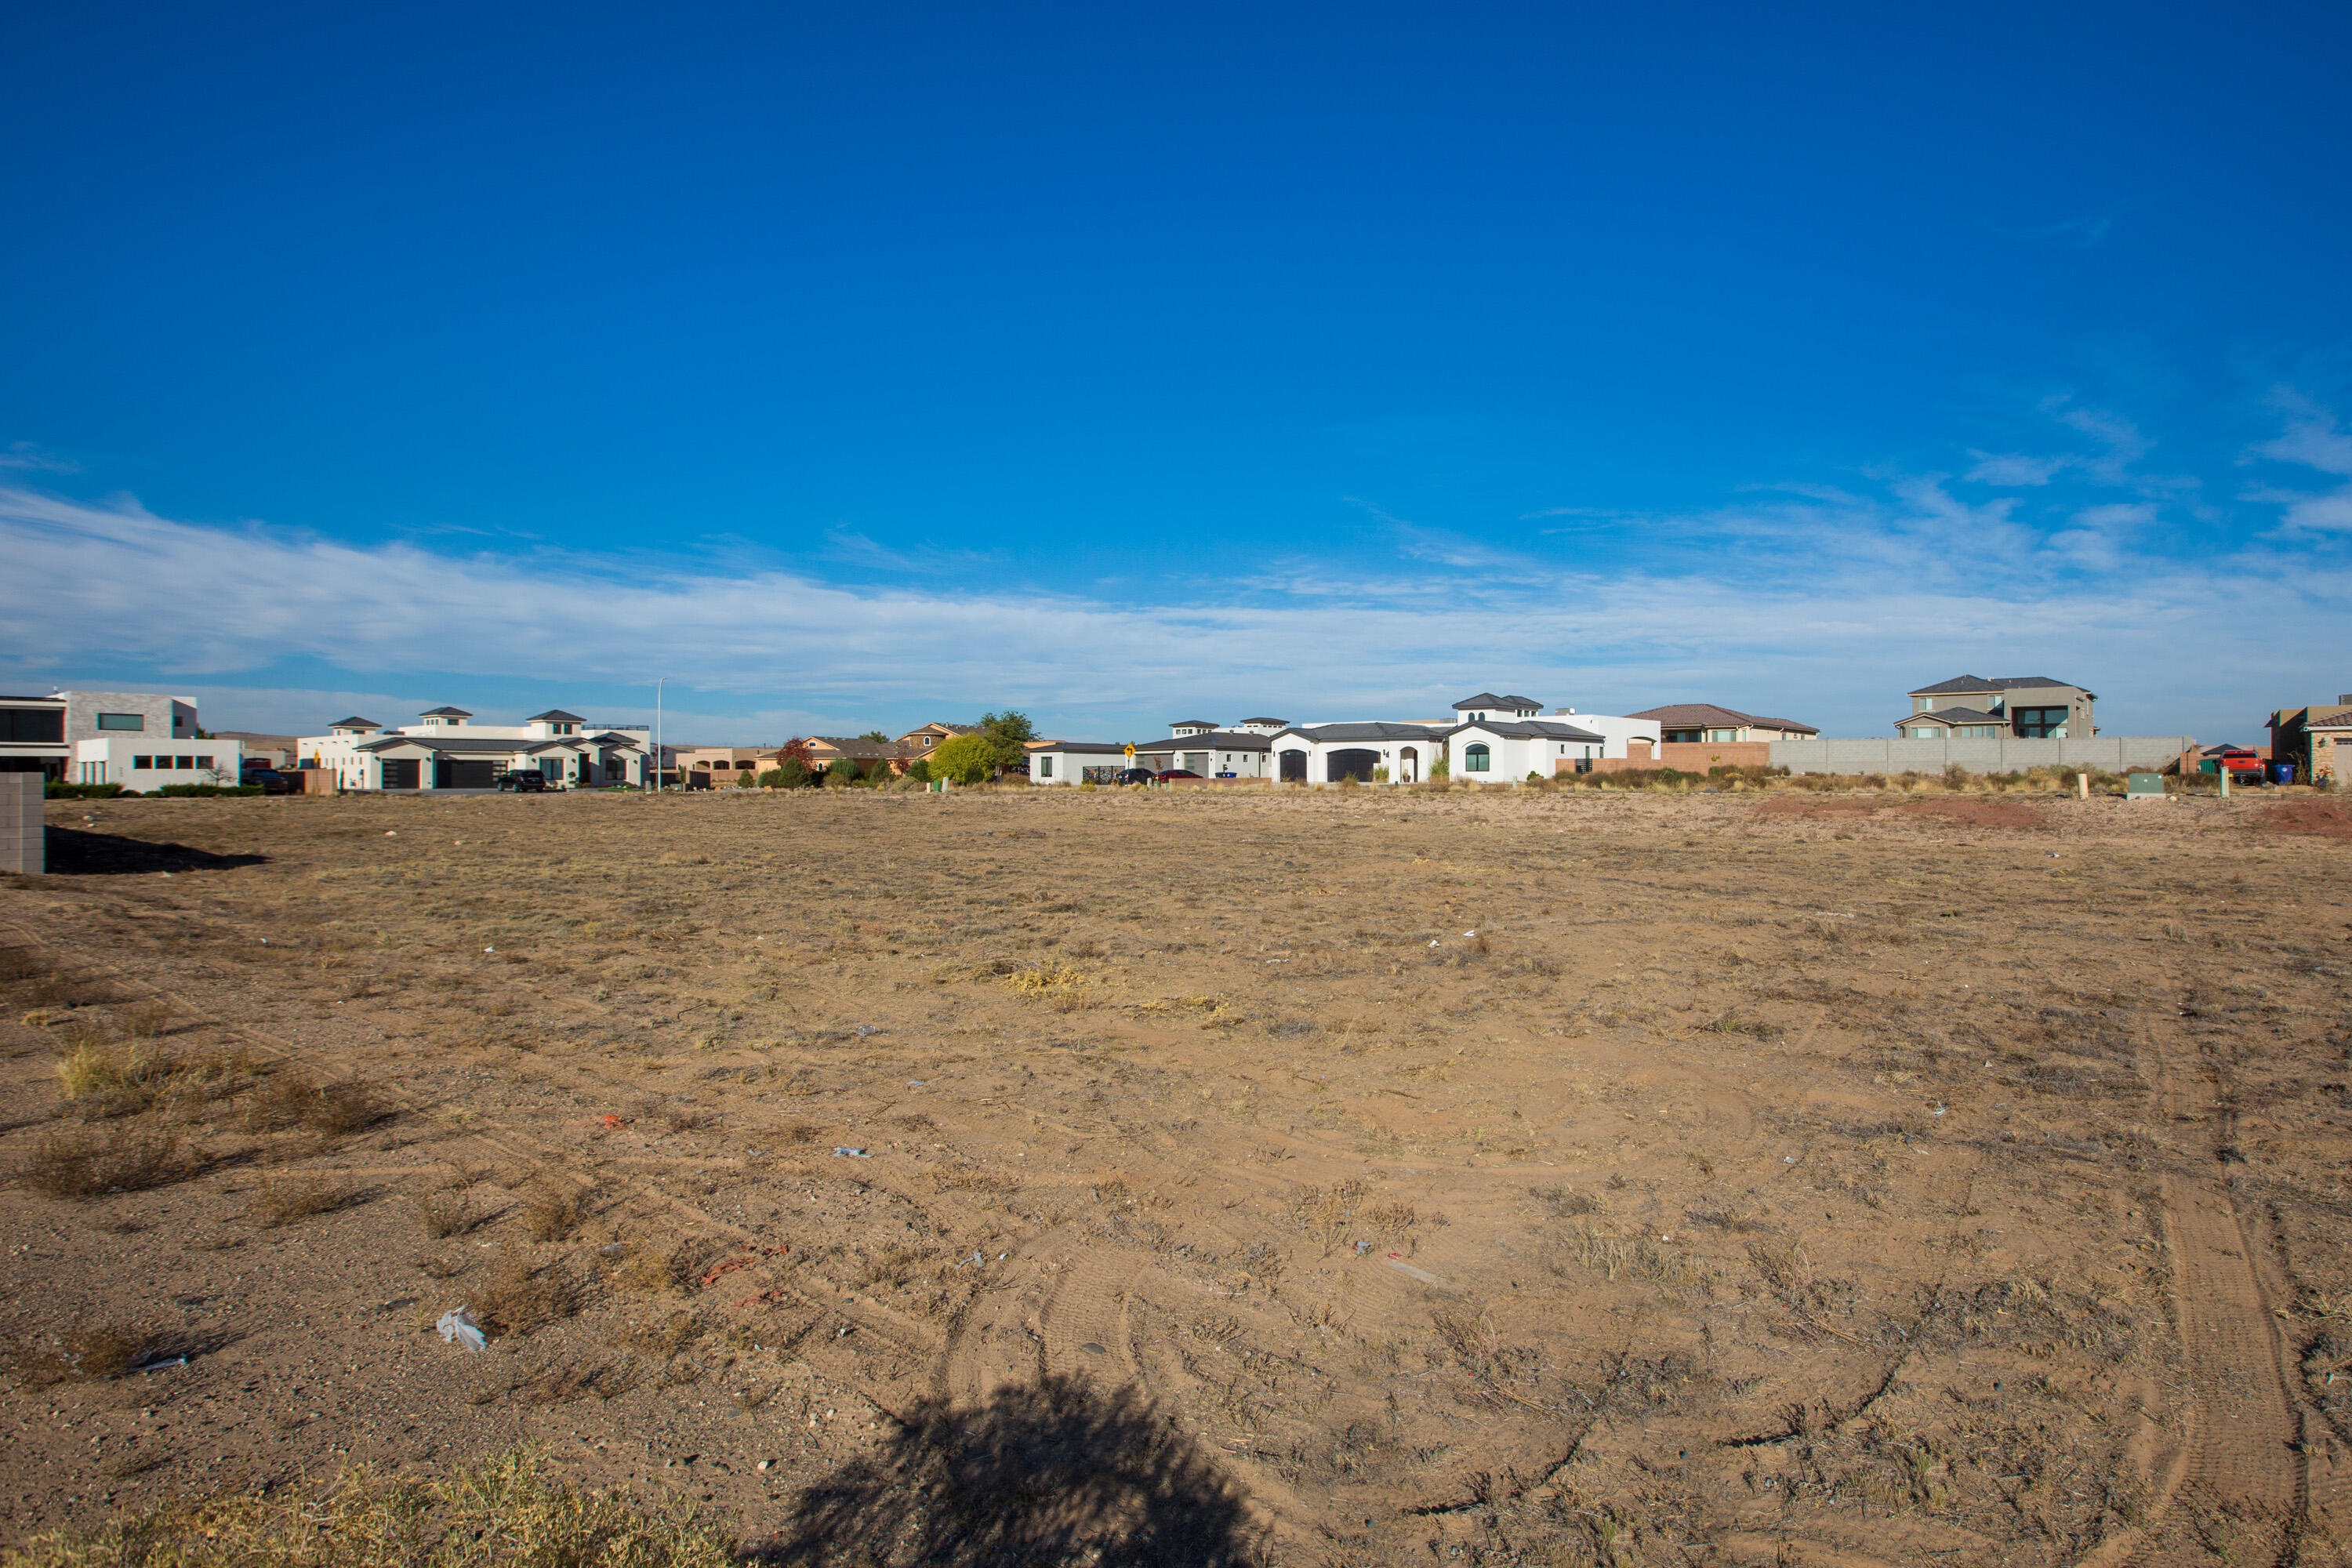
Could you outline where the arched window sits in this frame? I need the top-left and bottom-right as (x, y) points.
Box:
(1465, 742), (1490, 772)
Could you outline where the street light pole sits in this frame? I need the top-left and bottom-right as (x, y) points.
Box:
(654, 677), (666, 792)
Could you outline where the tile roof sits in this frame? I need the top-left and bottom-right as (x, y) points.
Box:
(419, 706), (474, 717)
(1236, 717), (1290, 726)
(1283, 722), (1457, 742)
(1624, 703), (1816, 734)
(1168, 719), (1218, 728)
(1135, 730), (1272, 752)
(526, 709), (586, 723)
(1456, 718), (1607, 743)
(1907, 674), (2081, 695)
(1897, 706), (2004, 726)
(327, 717), (379, 729)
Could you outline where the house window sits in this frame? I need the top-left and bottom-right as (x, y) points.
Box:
(1465, 743), (1491, 772)
(1039, 756), (1054, 779)
(194, 756), (212, 770)
(177, 755), (195, 768)
(1706, 728), (1735, 742)
(2013, 706), (2069, 738)
(0, 707), (64, 743)
(96, 713), (143, 731)
(133, 756), (152, 769)
(1663, 729), (1701, 744)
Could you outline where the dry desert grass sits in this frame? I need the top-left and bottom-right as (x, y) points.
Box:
(1, 783), (2349, 1565)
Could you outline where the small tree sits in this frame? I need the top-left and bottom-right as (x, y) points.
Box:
(930, 733), (996, 785)
(903, 757), (931, 783)
(859, 730), (890, 743)
(764, 758), (812, 789)
(1372, 764), (1390, 783)
(826, 756), (863, 786)
(734, 764), (760, 786)
(975, 711), (1036, 773)
(1430, 753), (1450, 780)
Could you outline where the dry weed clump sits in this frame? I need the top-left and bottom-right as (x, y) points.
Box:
(468, 1255), (579, 1338)
(249, 1174), (361, 1227)
(20, 1127), (193, 1197)
(416, 1189), (470, 1239)
(520, 1184), (591, 1242)
(10, 1322), (181, 1385)
(0, 1448), (734, 1568)
(241, 1076), (386, 1138)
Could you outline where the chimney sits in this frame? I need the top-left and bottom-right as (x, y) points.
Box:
(1555, 706), (1577, 715)
(2338, 694), (2352, 705)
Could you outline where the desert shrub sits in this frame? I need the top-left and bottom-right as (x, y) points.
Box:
(44, 782), (124, 800)
(153, 783), (263, 797)
(902, 757), (931, 783)
(825, 757), (863, 786)
(470, 1256), (578, 1338)
(0, 1449), (734, 1568)
(249, 1174), (360, 1227)
(521, 1183), (592, 1241)
(21, 1127), (191, 1196)
(764, 758), (813, 789)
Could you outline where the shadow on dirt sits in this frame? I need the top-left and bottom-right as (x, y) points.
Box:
(39, 827), (269, 876)
(755, 1374), (1263, 1566)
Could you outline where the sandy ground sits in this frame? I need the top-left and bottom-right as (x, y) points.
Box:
(4, 784), (2352, 1565)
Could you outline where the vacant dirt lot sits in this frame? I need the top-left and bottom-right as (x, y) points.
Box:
(4, 785), (2351, 1565)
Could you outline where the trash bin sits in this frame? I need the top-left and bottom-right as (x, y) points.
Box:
(2271, 762), (2296, 786)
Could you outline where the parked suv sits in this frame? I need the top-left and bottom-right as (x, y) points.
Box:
(496, 771), (550, 792)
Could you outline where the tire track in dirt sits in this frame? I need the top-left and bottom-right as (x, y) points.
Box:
(2100, 1017), (2307, 1566)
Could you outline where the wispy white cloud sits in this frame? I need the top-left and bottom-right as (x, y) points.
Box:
(0, 441), (78, 474)
(2250, 391), (2352, 534)
(1965, 451), (2068, 486)
(6, 396), (2351, 741)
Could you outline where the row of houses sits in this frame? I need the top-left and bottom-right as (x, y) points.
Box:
(0, 671), (2253, 797)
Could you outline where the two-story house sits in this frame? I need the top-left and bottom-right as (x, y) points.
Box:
(1898, 676), (2096, 739)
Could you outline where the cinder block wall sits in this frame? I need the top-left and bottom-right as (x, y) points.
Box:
(0, 773), (42, 875)
(1571, 742), (1776, 775)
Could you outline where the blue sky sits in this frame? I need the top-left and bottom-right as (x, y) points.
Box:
(4, 2), (2350, 744)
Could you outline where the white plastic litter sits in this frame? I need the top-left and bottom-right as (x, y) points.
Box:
(386, 831), (397, 837)
(436, 1308), (487, 1352)
(484, 946), (494, 953)
(1462, 930), (1476, 938)
(833, 1146), (871, 1158)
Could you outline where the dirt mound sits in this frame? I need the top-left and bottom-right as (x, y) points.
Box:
(1756, 796), (2043, 828)
(2260, 798), (2352, 838)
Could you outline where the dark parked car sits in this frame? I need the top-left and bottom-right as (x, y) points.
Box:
(1109, 768), (1153, 785)
(495, 770), (550, 792)
(1155, 768), (1203, 782)
(256, 770), (301, 795)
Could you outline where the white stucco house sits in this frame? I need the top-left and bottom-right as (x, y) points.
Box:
(1443, 718), (1607, 781)
(1133, 728), (1274, 778)
(299, 707), (651, 792)
(1268, 722), (1452, 784)
(1541, 710), (1661, 760)
(72, 737), (245, 789)
(1029, 741), (1132, 785)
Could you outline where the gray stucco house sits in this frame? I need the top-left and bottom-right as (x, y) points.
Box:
(1899, 676), (2096, 739)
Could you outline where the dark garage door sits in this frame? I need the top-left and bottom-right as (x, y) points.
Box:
(380, 758), (419, 789)
(435, 760), (500, 789)
(1279, 749), (1308, 782)
(1327, 749), (1378, 782)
